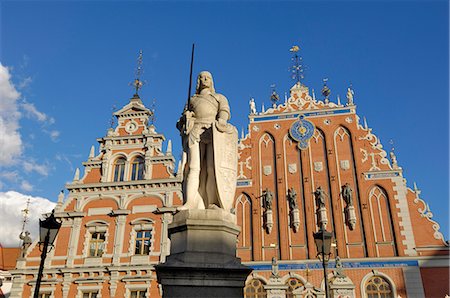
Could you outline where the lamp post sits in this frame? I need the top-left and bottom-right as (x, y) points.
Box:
(313, 227), (333, 298)
(33, 210), (61, 298)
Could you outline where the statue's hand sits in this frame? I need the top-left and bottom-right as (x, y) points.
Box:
(216, 118), (228, 132)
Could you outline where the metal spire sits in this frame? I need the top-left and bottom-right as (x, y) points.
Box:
(130, 50), (146, 97)
(290, 45), (304, 84)
(20, 198), (31, 235)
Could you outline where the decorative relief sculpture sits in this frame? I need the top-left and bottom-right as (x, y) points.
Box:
(287, 187), (300, 232)
(261, 188), (274, 233)
(177, 71), (238, 212)
(342, 183), (357, 230)
(249, 97), (256, 114)
(314, 186), (328, 229)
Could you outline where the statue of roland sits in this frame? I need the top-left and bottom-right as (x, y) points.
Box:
(177, 71), (238, 212)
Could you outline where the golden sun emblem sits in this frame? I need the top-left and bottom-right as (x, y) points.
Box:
(298, 125), (307, 135)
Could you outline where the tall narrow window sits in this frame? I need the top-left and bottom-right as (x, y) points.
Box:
(135, 230), (152, 255)
(131, 156), (145, 180)
(365, 276), (393, 298)
(89, 232), (105, 257)
(113, 158), (126, 182)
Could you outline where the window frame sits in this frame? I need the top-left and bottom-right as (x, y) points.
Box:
(130, 156), (145, 181)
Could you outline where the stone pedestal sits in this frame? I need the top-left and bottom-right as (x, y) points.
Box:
(156, 209), (252, 298)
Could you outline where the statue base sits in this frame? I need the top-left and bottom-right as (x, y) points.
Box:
(155, 209), (252, 298)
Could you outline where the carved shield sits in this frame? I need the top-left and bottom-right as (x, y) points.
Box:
(213, 124), (238, 212)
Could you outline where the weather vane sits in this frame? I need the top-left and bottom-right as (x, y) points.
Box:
(20, 198), (31, 235)
(290, 45), (304, 83)
(130, 50), (146, 96)
(270, 84), (280, 106)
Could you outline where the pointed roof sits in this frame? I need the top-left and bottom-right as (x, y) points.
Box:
(114, 95), (152, 118)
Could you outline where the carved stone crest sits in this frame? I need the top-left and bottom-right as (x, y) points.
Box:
(340, 160), (350, 171)
(288, 163), (297, 174)
(263, 165), (272, 176)
(314, 161), (323, 172)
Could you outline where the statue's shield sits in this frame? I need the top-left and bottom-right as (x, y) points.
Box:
(213, 124), (238, 212)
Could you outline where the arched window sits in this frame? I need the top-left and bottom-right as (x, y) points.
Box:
(244, 279), (267, 298)
(365, 276), (393, 298)
(131, 156), (145, 180)
(113, 158), (126, 182)
(286, 277), (303, 298)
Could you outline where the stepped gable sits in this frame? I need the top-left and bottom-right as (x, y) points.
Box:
(234, 81), (447, 263)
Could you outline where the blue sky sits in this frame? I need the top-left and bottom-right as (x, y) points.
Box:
(0, 0), (448, 243)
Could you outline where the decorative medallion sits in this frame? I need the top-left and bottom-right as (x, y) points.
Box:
(314, 161), (323, 172)
(340, 160), (350, 171)
(289, 116), (315, 150)
(345, 117), (353, 123)
(125, 120), (138, 133)
(274, 123), (281, 130)
(263, 165), (272, 176)
(324, 119), (331, 125)
(288, 163), (297, 174)
(252, 125), (260, 132)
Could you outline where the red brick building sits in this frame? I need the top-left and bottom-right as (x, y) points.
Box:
(10, 71), (448, 297)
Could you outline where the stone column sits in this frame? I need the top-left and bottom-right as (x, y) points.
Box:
(155, 209), (252, 298)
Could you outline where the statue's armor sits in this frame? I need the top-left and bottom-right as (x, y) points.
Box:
(186, 92), (230, 146)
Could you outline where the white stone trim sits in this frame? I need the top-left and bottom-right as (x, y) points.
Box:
(391, 176), (418, 256)
(402, 266), (425, 297)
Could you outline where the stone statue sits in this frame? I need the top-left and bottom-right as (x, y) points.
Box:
(287, 187), (298, 210)
(262, 188), (273, 211)
(314, 186), (326, 209)
(346, 87), (354, 105)
(342, 183), (353, 207)
(177, 71), (238, 212)
(249, 98), (256, 114)
(271, 257), (280, 278)
(19, 231), (32, 258)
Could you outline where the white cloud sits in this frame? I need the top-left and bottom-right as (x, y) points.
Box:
(18, 76), (32, 89)
(0, 171), (18, 181)
(0, 191), (55, 247)
(0, 63), (23, 166)
(23, 160), (50, 176)
(21, 100), (54, 124)
(20, 180), (33, 192)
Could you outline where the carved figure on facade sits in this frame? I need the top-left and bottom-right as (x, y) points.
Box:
(287, 187), (298, 210)
(346, 86), (354, 105)
(341, 183), (357, 230)
(262, 188), (273, 211)
(249, 97), (256, 114)
(177, 71), (238, 212)
(314, 186), (326, 209)
(341, 183), (353, 207)
(314, 186), (328, 229)
(19, 231), (32, 258)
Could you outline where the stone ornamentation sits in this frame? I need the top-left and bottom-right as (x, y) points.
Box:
(261, 188), (274, 233)
(177, 71), (238, 212)
(289, 116), (315, 150)
(342, 183), (356, 230)
(340, 160), (350, 171)
(314, 186), (328, 229)
(314, 161), (323, 172)
(288, 163), (297, 174)
(287, 187), (300, 232)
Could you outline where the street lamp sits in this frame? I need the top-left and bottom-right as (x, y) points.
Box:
(33, 210), (61, 298)
(313, 227), (333, 298)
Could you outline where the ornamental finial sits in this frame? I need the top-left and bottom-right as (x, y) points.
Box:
(290, 45), (304, 84)
(321, 78), (331, 102)
(130, 50), (146, 97)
